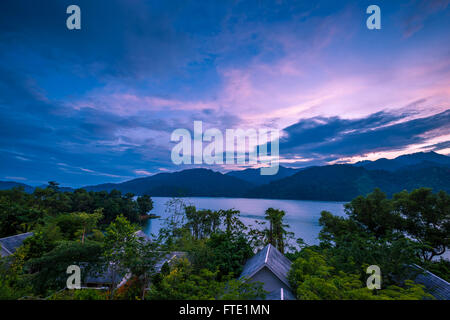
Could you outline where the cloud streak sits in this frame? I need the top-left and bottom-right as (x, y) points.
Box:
(0, 1), (448, 186)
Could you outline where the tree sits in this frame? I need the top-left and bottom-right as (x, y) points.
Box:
(0, 187), (47, 237)
(219, 209), (246, 235)
(288, 248), (432, 300)
(326, 188), (450, 262)
(345, 188), (401, 238)
(124, 238), (162, 300)
(103, 215), (139, 298)
(147, 258), (221, 300)
(189, 232), (254, 279)
(147, 258), (265, 300)
(158, 198), (188, 247)
(184, 206), (221, 240)
(218, 277), (266, 300)
(0, 255), (32, 300)
(394, 188), (450, 261)
(75, 209), (103, 244)
(137, 195), (154, 216)
(263, 208), (293, 254)
(25, 241), (103, 295)
(318, 209), (421, 285)
(20, 224), (63, 261)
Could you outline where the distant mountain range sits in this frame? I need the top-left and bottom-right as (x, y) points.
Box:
(248, 163), (450, 201)
(1, 151), (449, 201)
(225, 165), (299, 186)
(0, 181), (35, 193)
(353, 151), (450, 171)
(83, 168), (254, 197)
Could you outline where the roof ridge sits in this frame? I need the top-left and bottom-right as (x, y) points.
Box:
(412, 263), (450, 286)
(265, 244), (270, 263)
(0, 232), (33, 241)
(1, 245), (12, 255)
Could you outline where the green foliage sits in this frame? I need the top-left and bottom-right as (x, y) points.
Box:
(103, 215), (138, 297)
(0, 256), (32, 300)
(420, 259), (450, 282)
(288, 248), (432, 300)
(49, 288), (107, 300)
(262, 208), (294, 254)
(51, 209), (103, 243)
(103, 215), (162, 299)
(20, 225), (64, 260)
(0, 186), (152, 238)
(137, 195), (154, 216)
(0, 186), (446, 301)
(326, 234), (420, 286)
(72, 289), (107, 300)
(185, 206), (221, 240)
(318, 210), (361, 245)
(147, 259), (221, 300)
(321, 188), (450, 262)
(147, 258), (265, 300)
(189, 232), (253, 279)
(219, 277), (266, 300)
(345, 188), (402, 238)
(393, 188), (450, 261)
(219, 209), (246, 235)
(25, 241), (103, 295)
(157, 198), (189, 248)
(0, 188), (44, 237)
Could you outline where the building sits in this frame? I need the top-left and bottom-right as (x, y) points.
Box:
(82, 250), (187, 289)
(240, 244), (295, 300)
(155, 251), (187, 272)
(410, 264), (450, 300)
(0, 232), (34, 257)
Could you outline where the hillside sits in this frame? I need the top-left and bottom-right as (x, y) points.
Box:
(225, 165), (299, 186)
(84, 168), (254, 197)
(354, 151), (450, 171)
(2, 152), (450, 201)
(247, 164), (450, 201)
(0, 181), (35, 193)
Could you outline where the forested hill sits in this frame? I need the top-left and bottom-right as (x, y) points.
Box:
(246, 164), (450, 201)
(225, 165), (299, 185)
(83, 168), (254, 197)
(353, 151), (450, 171)
(0, 181), (35, 193)
(2, 152), (450, 201)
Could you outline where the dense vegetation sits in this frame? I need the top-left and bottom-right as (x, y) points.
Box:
(0, 185), (267, 300)
(287, 187), (450, 299)
(249, 165), (450, 201)
(0, 183), (448, 300)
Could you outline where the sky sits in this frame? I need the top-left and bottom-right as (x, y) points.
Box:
(0, 0), (449, 187)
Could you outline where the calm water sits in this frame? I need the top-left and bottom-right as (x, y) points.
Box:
(143, 197), (346, 246)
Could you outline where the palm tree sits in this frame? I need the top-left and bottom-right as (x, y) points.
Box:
(264, 208), (290, 254)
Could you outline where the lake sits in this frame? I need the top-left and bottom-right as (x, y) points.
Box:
(143, 197), (346, 246)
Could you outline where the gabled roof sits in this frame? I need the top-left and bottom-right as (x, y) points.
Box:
(240, 244), (292, 289)
(411, 264), (450, 300)
(83, 265), (125, 285)
(0, 232), (33, 257)
(1, 246), (10, 257)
